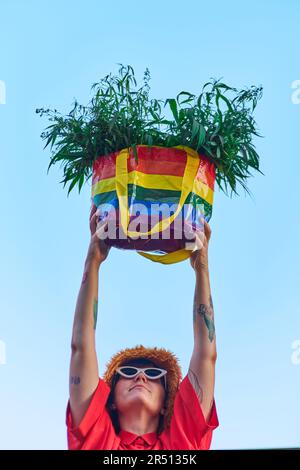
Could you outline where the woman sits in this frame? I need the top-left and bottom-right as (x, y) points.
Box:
(66, 205), (219, 450)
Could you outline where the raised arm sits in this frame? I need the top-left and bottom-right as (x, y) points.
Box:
(69, 205), (110, 427)
(188, 219), (217, 421)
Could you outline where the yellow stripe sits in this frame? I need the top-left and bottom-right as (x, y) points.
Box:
(92, 171), (214, 205)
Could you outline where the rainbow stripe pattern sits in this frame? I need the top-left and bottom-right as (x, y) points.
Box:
(91, 145), (215, 264)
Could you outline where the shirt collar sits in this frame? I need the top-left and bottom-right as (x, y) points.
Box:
(119, 430), (158, 446)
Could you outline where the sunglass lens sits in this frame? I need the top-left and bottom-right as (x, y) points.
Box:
(120, 367), (138, 377)
(145, 368), (162, 378)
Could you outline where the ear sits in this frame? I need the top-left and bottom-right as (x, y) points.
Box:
(110, 403), (117, 410)
(160, 407), (166, 416)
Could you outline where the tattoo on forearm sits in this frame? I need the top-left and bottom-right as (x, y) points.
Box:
(70, 376), (80, 385)
(193, 297), (199, 323)
(81, 271), (88, 285)
(188, 368), (203, 403)
(93, 298), (98, 330)
(194, 294), (215, 342)
(209, 294), (213, 310)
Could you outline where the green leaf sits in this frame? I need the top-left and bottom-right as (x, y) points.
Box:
(196, 124), (206, 150)
(149, 108), (160, 122)
(47, 156), (57, 173)
(191, 120), (200, 142)
(67, 174), (81, 196)
(216, 90), (233, 112)
(132, 144), (138, 163)
(43, 134), (54, 150)
(165, 98), (179, 123)
(78, 174), (85, 193)
(176, 91), (195, 106)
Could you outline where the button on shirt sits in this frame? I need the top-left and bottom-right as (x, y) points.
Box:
(66, 374), (219, 450)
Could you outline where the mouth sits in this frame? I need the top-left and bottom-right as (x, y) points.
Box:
(130, 385), (150, 392)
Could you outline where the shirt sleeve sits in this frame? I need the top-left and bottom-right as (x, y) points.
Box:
(159, 374), (219, 450)
(66, 378), (117, 450)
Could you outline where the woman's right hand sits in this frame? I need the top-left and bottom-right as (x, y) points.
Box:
(87, 204), (111, 265)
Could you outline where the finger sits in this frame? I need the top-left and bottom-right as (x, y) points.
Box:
(96, 219), (108, 240)
(204, 219), (211, 239)
(188, 230), (204, 253)
(90, 212), (98, 223)
(194, 231), (205, 251)
(90, 211), (98, 234)
(197, 215), (206, 234)
(198, 213), (205, 224)
(90, 204), (97, 218)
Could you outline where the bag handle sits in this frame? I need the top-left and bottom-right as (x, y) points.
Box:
(115, 145), (200, 238)
(136, 247), (193, 264)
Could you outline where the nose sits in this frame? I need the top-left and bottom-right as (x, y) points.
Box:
(134, 371), (147, 383)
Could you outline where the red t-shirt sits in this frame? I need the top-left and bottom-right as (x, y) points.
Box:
(66, 374), (219, 450)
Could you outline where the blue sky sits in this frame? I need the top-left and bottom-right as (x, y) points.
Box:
(0, 0), (299, 450)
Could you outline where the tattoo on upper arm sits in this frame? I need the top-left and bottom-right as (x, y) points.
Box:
(188, 368), (203, 403)
(93, 298), (98, 330)
(70, 376), (81, 385)
(194, 294), (215, 342)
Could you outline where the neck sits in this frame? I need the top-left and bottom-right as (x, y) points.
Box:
(118, 408), (160, 436)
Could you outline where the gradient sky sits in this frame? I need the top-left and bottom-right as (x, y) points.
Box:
(0, 0), (299, 450)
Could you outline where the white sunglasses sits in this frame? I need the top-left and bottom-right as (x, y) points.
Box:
(116, 366), (167, 388)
